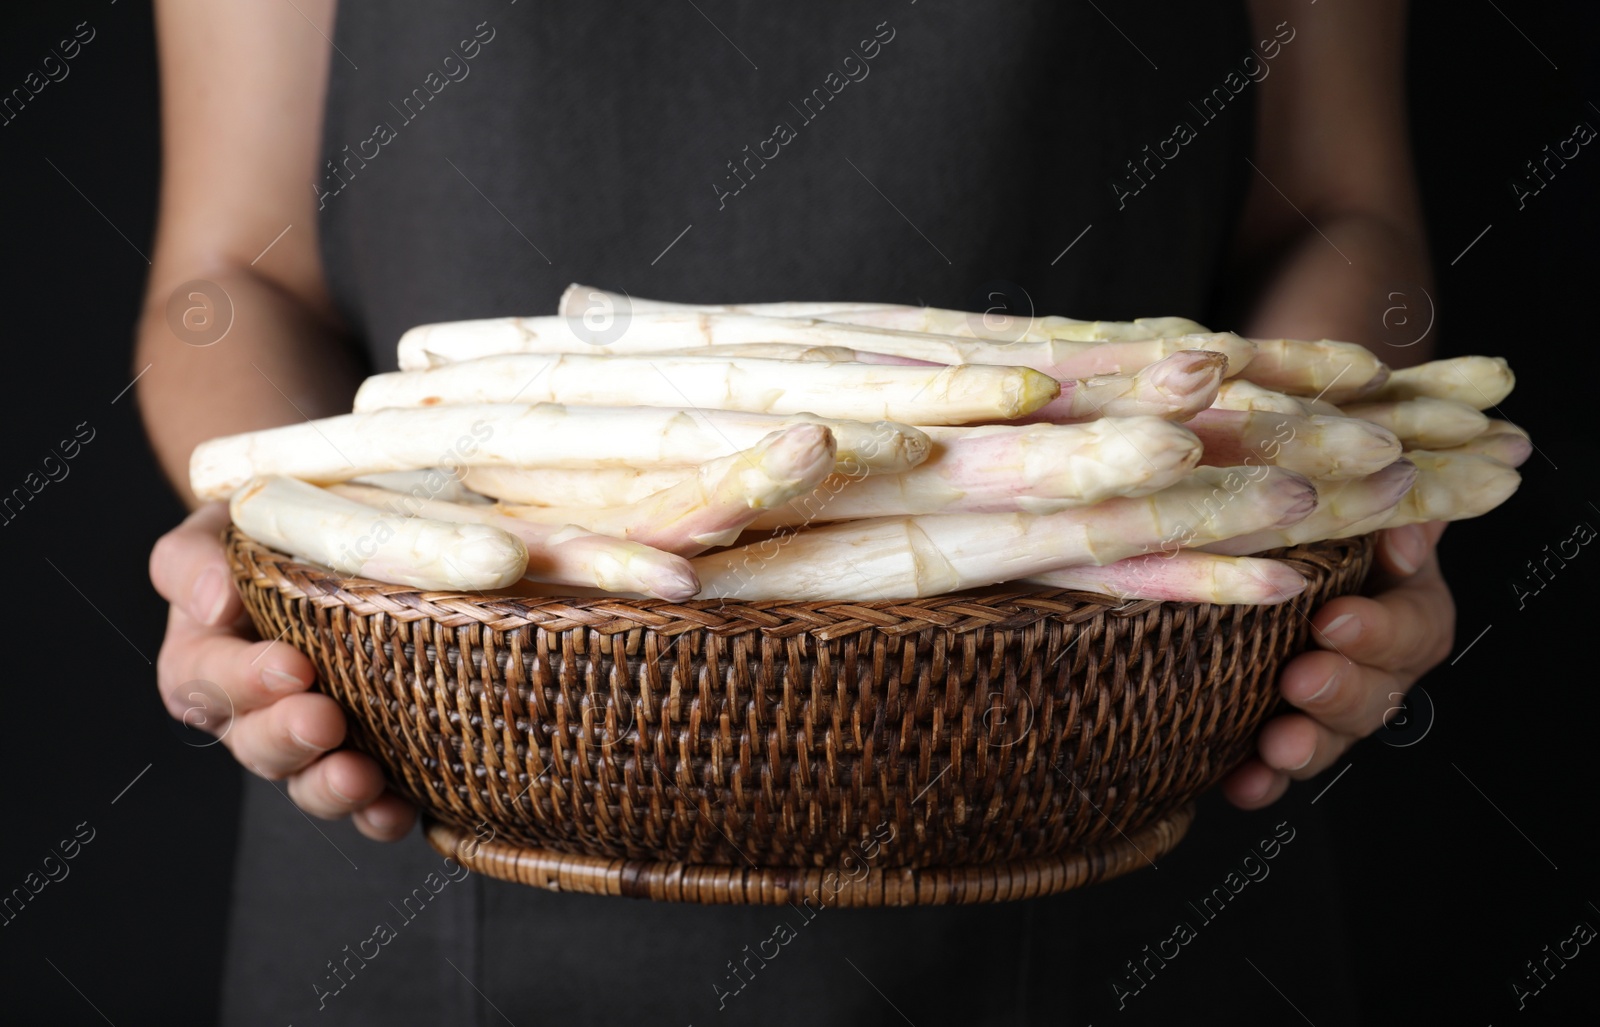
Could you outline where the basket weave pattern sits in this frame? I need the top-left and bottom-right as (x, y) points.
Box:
(226, 529), (1373, 871)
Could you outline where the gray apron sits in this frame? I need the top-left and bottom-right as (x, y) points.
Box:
(221, 2), (1360, 1022)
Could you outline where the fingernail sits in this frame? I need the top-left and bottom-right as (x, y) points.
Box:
(1288, 666), (1341, 705)
(288, 727), (332, 754)
(191, 567), (230, 626)
(1321, 613), (1361, 645)
(261, 667), (307, 694)
(1387, 526), (1425, 575)
(364, 803), (406, 834)
(1286, 748), (1315, 772)
(329, 779), (356, 804)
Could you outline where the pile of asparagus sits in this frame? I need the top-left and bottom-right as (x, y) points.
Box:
(192, 285), (1525, 605)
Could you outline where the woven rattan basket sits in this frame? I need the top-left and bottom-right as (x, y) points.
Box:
(225, 527), (1373, 906)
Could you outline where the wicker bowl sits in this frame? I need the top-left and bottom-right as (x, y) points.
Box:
(225, 527), (1373, 906)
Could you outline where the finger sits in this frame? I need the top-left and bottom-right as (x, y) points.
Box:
(352, 792), (418, 842)
(1220, 759), (1290, 810)
(286, 750), (388, 819)
(1305, 558), (1454, 674)
(225, 691), (347, 779)
(1373, 521), (1448, 580)
(1257, 712), (1351, 780)
(1278, 647), (1410, 738)
(158, 612), (316, 722)
(149, 502), (242, 628)
(1376, 524), (1428, 577)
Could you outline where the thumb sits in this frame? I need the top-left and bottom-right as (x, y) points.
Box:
(149, 502), (243, 627)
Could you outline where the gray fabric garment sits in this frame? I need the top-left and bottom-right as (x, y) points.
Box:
(220, 2), (1364, 1023)
(221, 782), (1359, 1025)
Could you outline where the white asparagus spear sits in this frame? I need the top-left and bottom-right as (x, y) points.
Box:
(1023, 551), (1308, 604)
(790, 307), (1213, 343)
(559, 284), (860, 320)
(350, 469), (492, 505)
(648, 343), (943, 368)
(1238, 338), (1390, 402)
(399, 309), (1254, 381)
(468, 418), (1200, 521)
(461, 466), (694, 507)
(558, 284), (1210, 341)
(552, 286), (1255, 376)
(190, 403), (929, 500)
(397, 309), (1135, 368)
(646, 343), (867, 362)
(693, 466), (1317, 600)
(328, 483), (699, 599)
(1004, 351), (1226, 424)
(497, 425), (836, 555)
(1299, 396), (1344, 417)
(1333, 450), (1521, 535)
(396, 311), (992, 367)
(1341, 397), (1490, 449)
(1204, 460), (1419, 555)
(1185, 409), (1403, 480)
(1024, 334), (1254, 380)
(1440, 432), (1532, 468)
(650, 342), (948, 368)
(582, 342), (1216, 422)
(747, 418), (1203, 526)
(354, 352), (1060, 424)
(1366, 356), (1515, 409)
(1483, 418), (1529, 439)
(231, 476), (527, 591)
(1210, 379), (1312, 416)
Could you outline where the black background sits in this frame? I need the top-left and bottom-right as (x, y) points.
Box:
(1, 2), (1595, 1023)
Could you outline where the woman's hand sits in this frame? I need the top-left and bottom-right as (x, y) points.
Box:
(149, 502), (416, 841)
(1222, 522), (1454, 808)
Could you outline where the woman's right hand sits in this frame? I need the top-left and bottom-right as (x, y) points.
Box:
(149, 503), (416, 841)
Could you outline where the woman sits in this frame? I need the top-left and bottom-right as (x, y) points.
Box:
(140, 1), (1453, 1022)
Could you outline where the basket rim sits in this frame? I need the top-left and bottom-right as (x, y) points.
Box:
(223, 526), (1372, 639)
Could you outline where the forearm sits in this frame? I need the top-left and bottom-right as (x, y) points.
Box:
(1233, 212), (1434, 366)
(134, 270), (362, 509)
(1232, 0), (1431, 368)
(139, 0), (347, 509)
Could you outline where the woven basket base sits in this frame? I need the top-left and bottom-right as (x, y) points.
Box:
(425, 803), (1194, 907)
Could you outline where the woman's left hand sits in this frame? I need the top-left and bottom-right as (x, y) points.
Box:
(1221, 521), (1455, 808)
